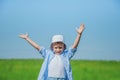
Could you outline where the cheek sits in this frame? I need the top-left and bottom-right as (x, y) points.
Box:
(53, 48), (56, 51)
(59, 49), (64, 52)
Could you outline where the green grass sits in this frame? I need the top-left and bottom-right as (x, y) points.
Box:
(71, 60), (120, 80)
(0, 59), (120, 80)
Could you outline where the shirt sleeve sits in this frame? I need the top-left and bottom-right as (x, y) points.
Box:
(67, 47), (77, 60)
(38, 47), (48, 58)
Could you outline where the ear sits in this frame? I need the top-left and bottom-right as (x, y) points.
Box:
(64, 44), (66, 50)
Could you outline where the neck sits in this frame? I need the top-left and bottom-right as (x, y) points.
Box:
(55, 53), (61, 55)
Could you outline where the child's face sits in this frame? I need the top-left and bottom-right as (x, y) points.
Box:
(53, 43), (64, 55)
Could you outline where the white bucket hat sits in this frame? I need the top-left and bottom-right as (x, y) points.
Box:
(52, 35), (64, 43)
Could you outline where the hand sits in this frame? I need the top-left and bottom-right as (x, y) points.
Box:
(19, 33), (29, 39)
(76, 24), (85, 35)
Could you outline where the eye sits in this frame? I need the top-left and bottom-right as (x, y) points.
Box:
(59, 47), (62, 49)
(54, 47), (57, 49)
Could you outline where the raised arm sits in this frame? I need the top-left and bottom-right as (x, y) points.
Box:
(19, 33), (41, 51)
(72, 24), (85, 49)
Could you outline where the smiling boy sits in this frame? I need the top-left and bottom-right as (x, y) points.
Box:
(19, 24), (85, 80)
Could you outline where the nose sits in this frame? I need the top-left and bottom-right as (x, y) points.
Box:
(56, 48), (60, 51)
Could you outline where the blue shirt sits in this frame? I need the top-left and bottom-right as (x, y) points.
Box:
(37, 47), (77, 80)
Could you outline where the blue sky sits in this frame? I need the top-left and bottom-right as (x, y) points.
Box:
(0, 0), (120, 60)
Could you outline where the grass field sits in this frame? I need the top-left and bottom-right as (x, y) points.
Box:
(0, 59), (120, 80)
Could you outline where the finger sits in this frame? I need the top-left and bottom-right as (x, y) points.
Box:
(25, 32), (27, 35)
(81, 23), (84, 26)
(19, 34), (22, 36)
(19, 35), (23, 38)
(80, 24), (84, 27)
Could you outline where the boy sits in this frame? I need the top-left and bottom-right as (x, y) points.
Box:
(19, 24), (85, 80)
